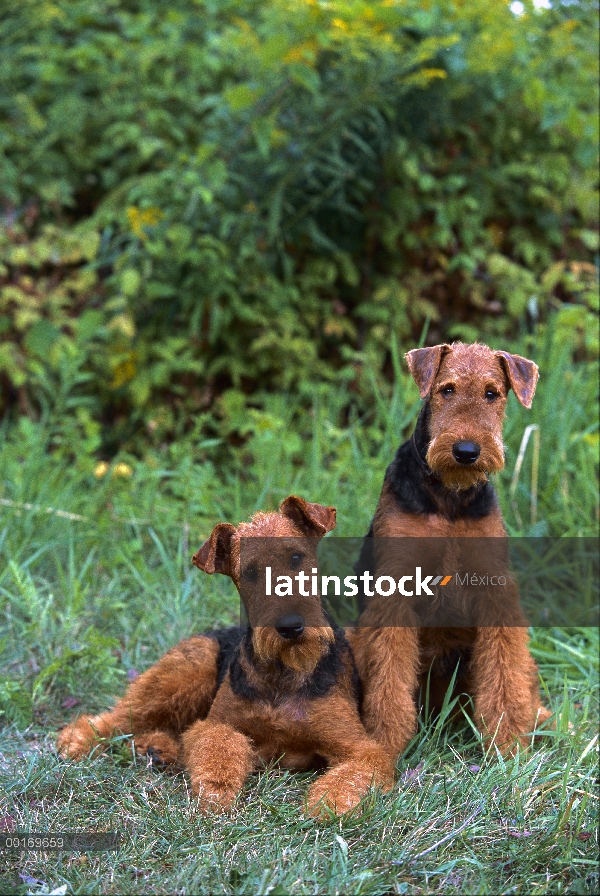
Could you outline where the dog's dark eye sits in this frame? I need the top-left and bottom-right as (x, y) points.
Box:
(485, 390), (499, 401)
(289, 553), (304, 570)
(441, 386), (455, 396)
(242, 565), (258, 583)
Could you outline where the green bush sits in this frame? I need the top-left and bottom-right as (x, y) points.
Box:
(0, 0), (598, 451)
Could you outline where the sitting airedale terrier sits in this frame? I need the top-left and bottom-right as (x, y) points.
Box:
(57, 496), (394, 816)
(351, 342), (553, 760)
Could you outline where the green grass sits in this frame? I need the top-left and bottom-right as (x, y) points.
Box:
(0, 330), (598, 894)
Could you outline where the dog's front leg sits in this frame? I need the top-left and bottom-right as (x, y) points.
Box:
(471, 625), (546, 754)
(305, 704), (396, 817)
(349, 625), (420, 761)
(181, 719), (256, 813)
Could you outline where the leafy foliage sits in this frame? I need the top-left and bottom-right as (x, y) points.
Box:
(0, 0), (598, 450)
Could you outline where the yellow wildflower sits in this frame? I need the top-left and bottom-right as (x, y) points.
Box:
(113, 463), (133, 478)
(126, 206), (164, 240)
(94, 461), (133, 479)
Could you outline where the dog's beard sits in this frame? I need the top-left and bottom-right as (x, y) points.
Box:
(436, 466), (488, 491)
(426, 433), (505, 492)
(253, 626), (334, 674)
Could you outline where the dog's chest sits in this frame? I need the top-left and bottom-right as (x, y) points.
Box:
(241, 697), (308, 736)
(420, 512), (504, 537)
(237, 697), (321, 761)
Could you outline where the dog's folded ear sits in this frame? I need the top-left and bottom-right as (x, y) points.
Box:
(494, 351), (539, 409)
(280, 496), (336, 536)
(192, 523), (236, 575)
(405, 344), (452, 398)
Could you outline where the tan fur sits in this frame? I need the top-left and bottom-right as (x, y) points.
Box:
(185, 497), (394, 816)
(350, 342), (552, 760)
(57, 497), (394, 818)
(252, 626), (335, 673)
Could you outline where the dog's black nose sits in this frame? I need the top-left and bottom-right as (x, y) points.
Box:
(275, 614), (305, 640)
(452, 441), (480, 464)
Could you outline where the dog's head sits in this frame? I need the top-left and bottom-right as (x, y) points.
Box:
(406, 342), (538, 491)
(192, 496), (336, 673)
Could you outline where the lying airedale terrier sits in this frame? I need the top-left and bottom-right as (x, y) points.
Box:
(57, 496), (394, 816)
(351, 342), (553, 759)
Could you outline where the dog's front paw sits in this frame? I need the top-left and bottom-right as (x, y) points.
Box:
(484, 707), (558, 756)
(192, 779), (240, 814)
(306, 762), (387, 819)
